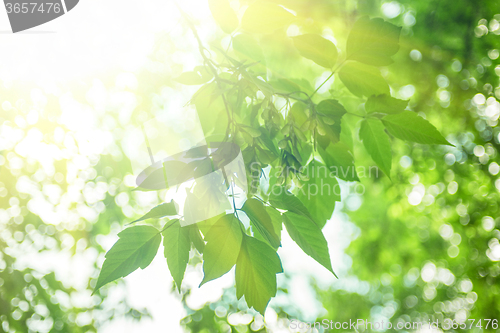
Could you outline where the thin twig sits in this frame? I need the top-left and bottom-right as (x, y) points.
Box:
(174, 2), (233, 140)
(310, 60), (346, 98)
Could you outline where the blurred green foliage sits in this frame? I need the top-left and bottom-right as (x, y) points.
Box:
(1, 0), (499, 332)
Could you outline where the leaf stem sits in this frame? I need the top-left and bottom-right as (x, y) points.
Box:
(230, 180), (239, 219)
(311, 71), (335, 98)
(345, 112), (366, 118)
(174, 2), (234, 140)
(310, 60), (346, 99)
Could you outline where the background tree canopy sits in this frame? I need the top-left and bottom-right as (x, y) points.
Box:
(0, 0), (500, 332)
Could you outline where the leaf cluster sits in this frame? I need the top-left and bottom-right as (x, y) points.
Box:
(94, 0), (451, 315)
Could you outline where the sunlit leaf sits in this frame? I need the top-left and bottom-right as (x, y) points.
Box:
(266, 206), (282, 239)
(132, 200), (178, 223)
(200, 214), (243, 286)
(163, 220), (190, 292)
(232, 33), (266, 66)
(242, 198), (280, 249)
(340, 117), (353, 151)
(338, 62), (389, 97)
(359, 118), (392, 177)
(365, 94), (408, 114)
(93, 226), (161, 293)
(292, 34), (338, 68)
(235, 235), (282, 314)
(382, 111), (452, 145)
(268, 78), (315, 96)
(283, 212), (335, 275)
(346, 16), (401, 66)
(208, 0), (239, 34)
(192, 82), (229, 141)
(196, 213), (227, 235)
(175, 66), (213, 85)
(241, 2), (295, 34)
(134, 160), (193, 191)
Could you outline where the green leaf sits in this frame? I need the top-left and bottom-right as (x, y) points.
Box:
(132, 200), (178, 223)
(318, 142), (359, 181)
(266, 206), (282, 239)
(192, 82), (229, 141)
(175, 66), (213, 85)
(296, 160), (341, 228)
(258, 129), (279, 157)
(283, 212), (335, 276)
(382, 111), (452, 145)
(346, 16), (401, 66)
(269, 187), (315, 222)
(268, 78), (315, 96)
(338, 62), (389, 98)
(340, 117), (354, 151)
(359, 118), (392, 177)
(196, 212), (226, 235)
(242, 72), (275, 95)
(317, 121), (342, 149)
(232, 34), (266, 66)
(93, 226), (161, 293)
(188, 225), (205, 254)
(236, 235), (282, 314)
(134, 160), (192, 191)
(241, 126), (263, 138)
(365, 94), (408, 114)
(242, 199), (280, 249)
(200, 214), (243, 286)
(241, 1), (295, 34)
(163, 220), (190, 292)
(292, 34), (338, 68)
(289, 101), (308, 127)
(208, 0), (239, 34)
(316, 99), (347, 119)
